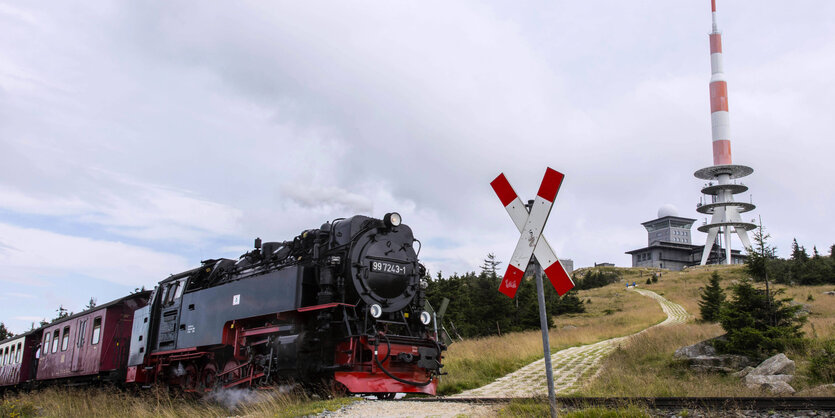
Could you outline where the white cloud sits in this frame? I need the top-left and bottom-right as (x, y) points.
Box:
(0, 0), (833, 322)
(0, 222), (191, 288)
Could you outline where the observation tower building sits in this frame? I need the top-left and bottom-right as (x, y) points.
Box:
(694, 0), (756, 265)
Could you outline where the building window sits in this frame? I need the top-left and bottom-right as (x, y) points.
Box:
(52, 330), (60, 353)
(91, 317), (102, 345)
(61, 326), (70, 351)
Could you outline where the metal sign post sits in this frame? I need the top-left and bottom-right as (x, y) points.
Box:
(490, 167), (576, 418)
(535, 261), (557, 418)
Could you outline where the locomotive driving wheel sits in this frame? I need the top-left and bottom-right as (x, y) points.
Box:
(200, 363), (218, 391)
(221, 359), (242, 386)
(182, 363), (199, 391)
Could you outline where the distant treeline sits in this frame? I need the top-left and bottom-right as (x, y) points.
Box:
(424, 269), (585, 339)
(572, 268), (623, 290)
(760, 240), (835, 285)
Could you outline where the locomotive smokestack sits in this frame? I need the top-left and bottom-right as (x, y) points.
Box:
(254, 237), (262, 249)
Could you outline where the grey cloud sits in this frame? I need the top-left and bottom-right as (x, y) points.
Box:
(0, 0), (833, 309)
(281, 183), (373, 214)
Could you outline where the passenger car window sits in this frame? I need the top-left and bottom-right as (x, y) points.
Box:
(43, 332), (51, 355)
(52, 330), (60, 353)
(10, 345), (15, 364)
(16, 342), (22, 363)
(61, 326), (70, 351)
(91, 317), (102, 345)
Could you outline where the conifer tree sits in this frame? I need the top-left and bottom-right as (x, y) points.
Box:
(0, 322), (13, 341)
(479, 253), (502, 278)
(716, 279), (805, 359)
(791, 238), (809, 262)
(698, 271), (725, 322)
(53, 305), (70, 322)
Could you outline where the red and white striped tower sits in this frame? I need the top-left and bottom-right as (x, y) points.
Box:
(694, 0), (756, 265)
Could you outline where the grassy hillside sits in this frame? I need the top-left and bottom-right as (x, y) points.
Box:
(442, 264), (835, 396)
(575, 264), (835, 396)
(438, 278), (667, 394)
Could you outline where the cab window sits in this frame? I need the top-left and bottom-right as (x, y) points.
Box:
(91, 317), (102, 345)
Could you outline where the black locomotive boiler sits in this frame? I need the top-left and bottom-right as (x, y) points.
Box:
(125, 213), (444, 396)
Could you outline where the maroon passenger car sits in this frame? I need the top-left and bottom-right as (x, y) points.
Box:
(0, 330), (41, 391)
(36, 292), (150, 383)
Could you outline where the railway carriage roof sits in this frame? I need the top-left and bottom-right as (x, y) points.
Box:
(36, 290), (152, 331)
(0, 328), (40, 345)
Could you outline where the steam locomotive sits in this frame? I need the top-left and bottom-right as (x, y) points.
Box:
(0, 213), (445, 397)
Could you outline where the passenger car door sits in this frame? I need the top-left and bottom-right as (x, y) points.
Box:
(70, 318), (87, 372)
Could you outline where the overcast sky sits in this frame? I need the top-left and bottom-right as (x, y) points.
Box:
(2, 1), (834, 333)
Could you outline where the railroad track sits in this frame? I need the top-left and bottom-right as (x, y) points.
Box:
(400, 396), (835, 411)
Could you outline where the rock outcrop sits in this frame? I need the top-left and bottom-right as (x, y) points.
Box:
(743, 353), (797, 394)
(674, 337), (753, 373)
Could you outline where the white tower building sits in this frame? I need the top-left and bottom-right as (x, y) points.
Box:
(694, 0), (756, 265)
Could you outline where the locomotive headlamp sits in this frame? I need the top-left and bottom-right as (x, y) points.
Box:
(370, 304), (383, 318)
(419, 311), (432, 325)
(383, 212), (402, 228)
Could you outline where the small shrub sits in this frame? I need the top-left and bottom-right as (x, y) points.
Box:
(715, 279), (806, 359)
(809, 339), (835, 384)
(698, 271), (725, 323)
(651, 275), (658, 283)
(645, 278), (652, 285)
(1, 398), (37, 418)
(807, 293), (815, 302)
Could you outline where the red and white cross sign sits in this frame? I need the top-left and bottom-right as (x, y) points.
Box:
(491, 168), (575, 298)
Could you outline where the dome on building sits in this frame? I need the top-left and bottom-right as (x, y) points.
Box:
(658, 204), (679, 218)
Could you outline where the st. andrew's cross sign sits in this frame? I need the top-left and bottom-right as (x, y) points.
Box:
(491, 167), (573, 418)
(490, 167), (575, 299)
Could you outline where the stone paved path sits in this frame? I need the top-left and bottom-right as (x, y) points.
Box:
(451, 288), (690, 398)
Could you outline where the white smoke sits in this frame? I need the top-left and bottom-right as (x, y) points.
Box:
(206, 388), (262, 410)
(205, 386), (294, 410)
(172, 363), (186, 377)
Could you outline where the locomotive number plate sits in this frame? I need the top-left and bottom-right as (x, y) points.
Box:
(371, 261), (408, 275)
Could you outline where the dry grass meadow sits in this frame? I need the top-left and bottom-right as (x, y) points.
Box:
(574, 265), (835, 397)
(438, 279), (667, 394)
(1, 386), (358, 418)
